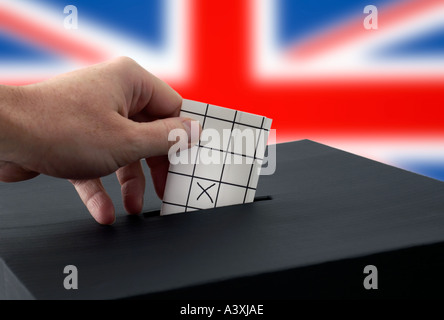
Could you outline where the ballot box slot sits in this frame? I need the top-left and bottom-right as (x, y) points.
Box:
(142, 195), (272, 218)
(253, 195), (273, 202)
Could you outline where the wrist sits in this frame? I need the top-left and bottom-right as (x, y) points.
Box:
(0, 85), (39, 163)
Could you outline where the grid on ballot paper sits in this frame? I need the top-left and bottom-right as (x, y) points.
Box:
(161, 99), (272, 215)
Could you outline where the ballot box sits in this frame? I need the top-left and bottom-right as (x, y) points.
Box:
(1, 140), (444, 299)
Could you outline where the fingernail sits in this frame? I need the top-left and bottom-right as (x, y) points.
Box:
(182, 118), (201, 145)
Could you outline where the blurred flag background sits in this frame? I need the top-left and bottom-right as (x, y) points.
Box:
(1, 0), (443, 180)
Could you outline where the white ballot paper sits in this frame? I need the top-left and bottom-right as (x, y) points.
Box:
(161, 99), (272, 215)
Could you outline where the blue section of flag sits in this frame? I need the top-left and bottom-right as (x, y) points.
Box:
(38, 0), (165, 47)
(277, 0), (401, 46)
(0, 31), (61, 62)
(400, 162), (444, 182)
(375, 28), (444, 57)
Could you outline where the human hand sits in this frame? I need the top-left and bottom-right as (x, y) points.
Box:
(0, 57), (199, 224)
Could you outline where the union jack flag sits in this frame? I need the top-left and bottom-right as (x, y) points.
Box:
(1, 0), (443, 180)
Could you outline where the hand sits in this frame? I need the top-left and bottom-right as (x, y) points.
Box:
(0, 57), (199, 224)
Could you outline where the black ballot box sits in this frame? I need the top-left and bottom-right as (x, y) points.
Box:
(1, 140), (444, 299)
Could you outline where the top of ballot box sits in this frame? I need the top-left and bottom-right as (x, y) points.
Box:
(1, 140), (444, 299)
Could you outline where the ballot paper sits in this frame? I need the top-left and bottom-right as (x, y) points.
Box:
(161, 99), (272, 215)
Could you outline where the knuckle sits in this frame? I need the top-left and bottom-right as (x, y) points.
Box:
(159, 119), (178, 148)
(115, 56), (138, 67)
(115, 125), (140, 164)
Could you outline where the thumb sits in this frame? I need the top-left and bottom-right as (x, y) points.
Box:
(128, 117), (201, 161)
